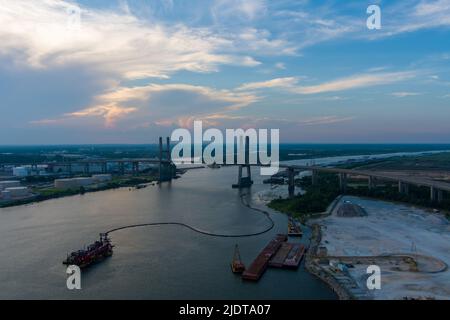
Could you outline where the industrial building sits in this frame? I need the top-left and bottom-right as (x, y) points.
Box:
(92, 174), (112, 182)
(12, 165), (49, 177)
(12, 167), (30, 177)
(0, 186), (30, 200)
(5, 187), (30, 198)
(0, 180), (21, 191)
(54, 177), (94, 190)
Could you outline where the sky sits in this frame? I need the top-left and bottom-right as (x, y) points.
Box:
(0, 0), (449, 144)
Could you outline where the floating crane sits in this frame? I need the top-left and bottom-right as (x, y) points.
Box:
(231, 244), (246, 274)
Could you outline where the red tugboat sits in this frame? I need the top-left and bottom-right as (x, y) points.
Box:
(63, 233), (114, 268)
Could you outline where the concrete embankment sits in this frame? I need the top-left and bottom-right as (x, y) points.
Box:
(304, 224), (352, 300)
(303, 195), (354, 300)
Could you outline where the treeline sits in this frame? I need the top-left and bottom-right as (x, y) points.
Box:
(347, 183), (450, 213)
(268, 173), (340, 217)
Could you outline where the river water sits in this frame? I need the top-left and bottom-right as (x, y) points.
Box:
(0, 166), (336, 299)
(0, 150), (445, 299)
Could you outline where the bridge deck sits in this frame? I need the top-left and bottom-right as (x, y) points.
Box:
(278, 164), (450, 192)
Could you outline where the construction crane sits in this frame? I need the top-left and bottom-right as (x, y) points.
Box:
(231, 244), (246, 274)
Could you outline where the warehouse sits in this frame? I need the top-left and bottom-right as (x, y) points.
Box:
(54, 177), (94, 190)
(0, 181), (21, 191)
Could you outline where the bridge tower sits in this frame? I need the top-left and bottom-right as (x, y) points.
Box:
(158, 137), (175, 182)
(232, 136), (253, 189)
(430, 186), (443, 203)
(339, 173), (347, 193)
(288, 168), (295, 198)
(311, 170), (318, 186)
(368, 176), (376, 191)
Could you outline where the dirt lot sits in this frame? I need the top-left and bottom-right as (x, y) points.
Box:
(313, 196), (450, 299)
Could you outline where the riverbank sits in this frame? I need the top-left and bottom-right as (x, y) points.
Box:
(304, 223), (352, 300)
(300, 195), (354, 300)
(0, 175), (157, 208)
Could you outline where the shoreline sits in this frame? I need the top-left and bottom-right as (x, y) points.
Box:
(0, 176), (158, 209)
(304, 224), (352, 300)
(301, 195), (354, 300)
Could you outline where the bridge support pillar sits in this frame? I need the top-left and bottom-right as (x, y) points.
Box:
(288, 168), (295, 198)
(132, 162), (139, 175)
(398, 181), (409, 195)
(311, 170), (318, 186)
(430, 187), (443, 203)
(368, 176), (375, 190)
(437, 190), (443, 203)
(339, 173), (347, 193)
(84, 163), (89, 174)
(158, 137), (174, 182)
(233, 136), (253, 189)
(430, 186), (436, 202)
(102, 163), (107, 173)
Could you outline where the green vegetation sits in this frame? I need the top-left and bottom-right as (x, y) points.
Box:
(347, 183), (450, 214)
(268, 174), (340, 218)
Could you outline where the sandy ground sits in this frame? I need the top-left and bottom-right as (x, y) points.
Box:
(314, 196), (450, 300)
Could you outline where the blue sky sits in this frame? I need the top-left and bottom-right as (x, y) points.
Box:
(0, 0), (449, 144)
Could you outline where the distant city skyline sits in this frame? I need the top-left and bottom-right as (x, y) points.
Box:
(1, 0), (450, 144)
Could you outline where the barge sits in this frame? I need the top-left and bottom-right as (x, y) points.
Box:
(242, 234), (287, 281)
(268, 243), (293, 268)
(288, 217), (303, 237)
(283, 244), (306, 268)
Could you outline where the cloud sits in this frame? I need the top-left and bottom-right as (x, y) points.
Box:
(236, 71), (417, 95)
(31, 83), (260, 127)
(275, 62), (286, 70)
(67, 105), (137, 127)
(273, 1), (450, 47)
(237, 77), (298, 91)
(293, 72), (417, 94)
(241, 115), (355, 128)
(366, 0), (450, 38)
(0, 0), (261, 80)
(211, 0), (267, 22)
(296, 116), (355, 126)
(391, 92), (422, 98)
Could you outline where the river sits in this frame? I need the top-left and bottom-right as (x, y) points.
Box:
(0, 165), (336, 299)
